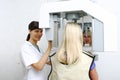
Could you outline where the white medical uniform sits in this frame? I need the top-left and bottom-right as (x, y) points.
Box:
(21, 41), (50, 80)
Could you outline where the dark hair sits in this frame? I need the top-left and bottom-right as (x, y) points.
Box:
(26, 21), (39, 41)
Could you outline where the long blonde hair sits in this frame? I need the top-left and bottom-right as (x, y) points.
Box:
(57, 22), (83, 65)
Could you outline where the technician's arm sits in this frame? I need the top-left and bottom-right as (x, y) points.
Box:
(90, 68), (98, 80)
(31, 41), (52, 71)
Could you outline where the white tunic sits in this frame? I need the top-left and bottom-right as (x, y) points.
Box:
(21, 41), (50, 80)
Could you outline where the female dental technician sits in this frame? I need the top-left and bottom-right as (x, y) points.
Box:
(21, 21), (52, 80)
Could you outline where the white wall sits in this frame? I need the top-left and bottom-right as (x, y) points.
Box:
(0, 0), (48, 80)
(96, 0), (120, 51)
(0, 0), (120, 80)
(93, 0), (120, 79)
(96, 52), (120, 80)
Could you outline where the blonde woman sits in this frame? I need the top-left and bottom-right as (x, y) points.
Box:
(48, 22), (98, 80)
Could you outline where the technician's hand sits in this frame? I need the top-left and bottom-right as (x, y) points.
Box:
(48, 40), (52, 49)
